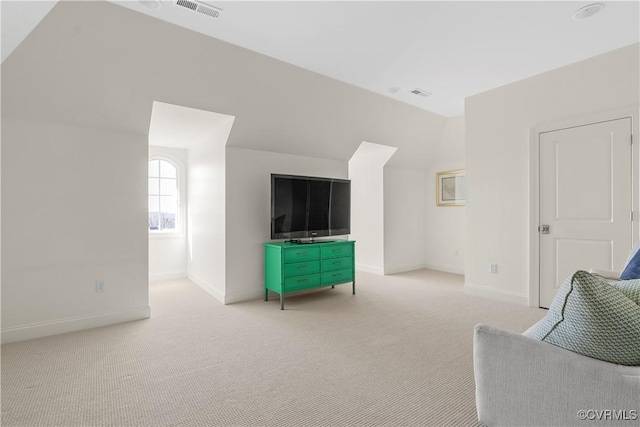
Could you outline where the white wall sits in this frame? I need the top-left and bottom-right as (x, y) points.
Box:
(383, 117), (466, 277)
(349, 153), (383, 274)
(424, 117), (466, 274)
(1, 117), (150, 343)
(148, 146), (188, 281)
(383, 167), (427, 274)
(349, 142), (397, 274)
(465, 43), (640, 305)
(225, 147), (347, 303)
(187, 118), (234, 303)
(1, 0), (447, 335)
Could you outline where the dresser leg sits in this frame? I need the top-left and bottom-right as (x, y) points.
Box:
(280, 294), (284, 310)
(352, 280), (356, 295)
(265, 288), (268, 301)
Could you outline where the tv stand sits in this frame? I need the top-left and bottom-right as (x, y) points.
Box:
(264, 240), (355, 309)
(288, 239), (336, 244)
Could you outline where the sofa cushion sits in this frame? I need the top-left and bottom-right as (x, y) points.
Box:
(525, 271), (640, 366)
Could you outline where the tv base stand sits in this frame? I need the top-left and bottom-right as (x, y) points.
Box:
(264, 240), (355, 310)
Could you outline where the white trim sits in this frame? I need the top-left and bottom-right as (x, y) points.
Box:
(533, 106), (639, 135)
(384, 264), (426, 275)
(529, 105), (640, 309)
(422, 263), (465, 275)
(149, 271), (187, 282)
(1, 306), (151, 344)
(529, 125), (541, 308)
(355, 264), (384, 275)
(187, 272), (225, 304)
(225, 289), (264, 304)
(149, 231), (186, 239)
(464, 282), (528, 306)
(148, 154), (187, 236)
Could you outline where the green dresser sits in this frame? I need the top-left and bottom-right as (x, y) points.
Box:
(264, 240), (355, 309)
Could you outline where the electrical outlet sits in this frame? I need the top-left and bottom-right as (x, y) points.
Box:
(489, 264), (498, 274)
(95, 280), (106, 293)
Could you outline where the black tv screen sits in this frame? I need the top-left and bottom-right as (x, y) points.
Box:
(271, 174), (350, 240)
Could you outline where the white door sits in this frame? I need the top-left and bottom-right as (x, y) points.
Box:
(539, 118), (633, 308)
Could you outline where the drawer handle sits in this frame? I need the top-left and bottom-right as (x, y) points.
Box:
(297, 279), (309, 283)
(296, 252), (308, 256)
(297, 265), (308, 270)
(333, 261), (343, 265)
(332, 273), (342, 277)
(332, 249), (342, 252)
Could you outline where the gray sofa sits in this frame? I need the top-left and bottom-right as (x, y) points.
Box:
(473, 323), (640, 427)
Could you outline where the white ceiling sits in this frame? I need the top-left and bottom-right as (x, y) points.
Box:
(1, 0), (58, 63)
(148, 101), (235, 149)
(3, 1), (639, 117)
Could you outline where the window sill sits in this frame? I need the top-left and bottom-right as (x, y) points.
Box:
(149, 230), (185, 239)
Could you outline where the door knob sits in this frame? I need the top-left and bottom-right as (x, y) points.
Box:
(540, 224), (550, 234)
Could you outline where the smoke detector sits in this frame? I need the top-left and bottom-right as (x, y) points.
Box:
(409, 88), (432, 97)
(175, 0), (222, 18)
(572, 3), (605, 20)
(138, 0), (162, 9)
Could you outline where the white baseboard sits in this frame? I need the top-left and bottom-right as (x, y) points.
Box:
(1, 305), (151, 344)
(187, 272), (225, 304)
(149, 271), (187, 282)
(186, 274), (283, 305)
(384, 264), (426, 275)
(225, 289), (264, 304)
(464, 282), (528, 305)
(355, 263), (384, 275)
(423, 263), (465, 275)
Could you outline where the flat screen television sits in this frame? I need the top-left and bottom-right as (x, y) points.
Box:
(271, 174), (351, 240)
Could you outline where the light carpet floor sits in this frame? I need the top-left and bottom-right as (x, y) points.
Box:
(1, 269), (546, 427)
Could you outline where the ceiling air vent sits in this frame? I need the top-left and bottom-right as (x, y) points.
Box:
(175, 0), (222, 18)
(409, 88), (432, 97)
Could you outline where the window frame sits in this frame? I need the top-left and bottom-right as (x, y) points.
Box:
(148, 156), (184, 237)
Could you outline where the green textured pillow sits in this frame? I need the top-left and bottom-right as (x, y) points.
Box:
(525, 270), (640, 366)
(610, 279), (640, 306)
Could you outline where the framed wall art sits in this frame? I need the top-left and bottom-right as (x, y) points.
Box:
(436, 169), (466, 206)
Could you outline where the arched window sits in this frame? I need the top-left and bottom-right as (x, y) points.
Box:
(148, 159), (179, 231)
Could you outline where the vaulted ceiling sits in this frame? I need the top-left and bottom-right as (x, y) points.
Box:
(3, 1), (639, 117)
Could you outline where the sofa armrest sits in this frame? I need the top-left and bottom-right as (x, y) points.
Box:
(474, 324), (640, 427)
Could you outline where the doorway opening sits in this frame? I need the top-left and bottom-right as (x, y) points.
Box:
(147, 101), (235, 305)
(348, 141), (397, 274)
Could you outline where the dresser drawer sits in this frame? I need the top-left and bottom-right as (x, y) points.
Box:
(321, 244), (353, 259)
(284, 261), (320, 277)
(264, 241), (355, 309)
(284, 273), (321, 292)
(321, 257), (353, 272)
(283, 247), (321, 263)
(322, 268), (354, 285)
